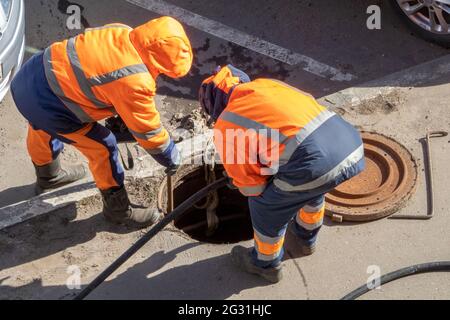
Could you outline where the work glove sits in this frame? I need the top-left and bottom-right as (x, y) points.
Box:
(151, 139), (182, 173)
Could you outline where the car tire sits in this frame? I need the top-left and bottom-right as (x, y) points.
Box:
(390, 0), (450, 48)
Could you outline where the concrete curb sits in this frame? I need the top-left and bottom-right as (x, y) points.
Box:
(0, 134), (211, 230)
(1, 54), (449, 231)
(318, 54), (450, 110)
(0, 182), (96, 230)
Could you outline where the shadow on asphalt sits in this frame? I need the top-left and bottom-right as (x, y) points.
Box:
(86, 246), (270, 300)
(0, 203), (137, 272)
(0, 183), (36, 208)
(0, 238), (271, 300)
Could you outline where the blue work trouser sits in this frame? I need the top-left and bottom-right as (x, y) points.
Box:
(249, 181), (332, 268)
(11, 52), (124, 190)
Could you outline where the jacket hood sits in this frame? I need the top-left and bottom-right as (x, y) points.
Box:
(130, 16), (193, 79)
(199, 65), (251, 121)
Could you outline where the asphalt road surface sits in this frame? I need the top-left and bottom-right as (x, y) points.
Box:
(0, 0), (449, 301)
(25, 0), (448, 100)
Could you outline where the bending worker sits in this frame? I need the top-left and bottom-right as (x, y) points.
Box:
(11, 17), (193, 228)
(199, 65), (365, 283)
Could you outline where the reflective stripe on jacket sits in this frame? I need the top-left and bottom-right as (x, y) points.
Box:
(43, 17), (192, 154)
(214, 79), (364, 197)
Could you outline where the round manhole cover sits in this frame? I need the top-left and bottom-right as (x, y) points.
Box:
(326, 132), (418, 222)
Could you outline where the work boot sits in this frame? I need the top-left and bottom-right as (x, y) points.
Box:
(300, 243), (316, 256)
(288, 223), (317, 257)
(34, 158), (87, 194)
(231, 246), (283, 284)
(101, 186), (162, 228)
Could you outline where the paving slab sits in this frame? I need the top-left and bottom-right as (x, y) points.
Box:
(1, 71), (449, 300)
(1, 1), (449, 299)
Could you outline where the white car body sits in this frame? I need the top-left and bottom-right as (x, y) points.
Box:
(0, 0), (25, 102)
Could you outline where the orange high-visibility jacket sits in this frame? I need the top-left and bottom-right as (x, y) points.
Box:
(43, 17), (193, 154)
(214, 78), (364, 197)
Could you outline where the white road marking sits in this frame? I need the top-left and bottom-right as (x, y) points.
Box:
(25, 46), (42, 55)
(125, 0), (356, 81)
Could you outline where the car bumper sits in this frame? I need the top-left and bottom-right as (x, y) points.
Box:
(0, 0), (25, 102)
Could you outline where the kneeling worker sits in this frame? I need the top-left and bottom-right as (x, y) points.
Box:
(11, 17), (193, 228)
(199, 65), (365, 283)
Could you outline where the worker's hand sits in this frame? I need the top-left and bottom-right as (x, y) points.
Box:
(151, 139), (182, 171)
(227, 180), (238, 190)
(222, 170), (238, 190)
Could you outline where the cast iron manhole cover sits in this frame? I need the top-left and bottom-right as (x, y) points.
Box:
(326, 132), (418, 222)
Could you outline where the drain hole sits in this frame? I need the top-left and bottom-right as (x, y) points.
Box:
(159, 166), (253, 244)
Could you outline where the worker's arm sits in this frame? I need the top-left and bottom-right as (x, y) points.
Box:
(214, 129), (269, 197)
(222, 161), (269, 197)
(110, 80), (180, 169)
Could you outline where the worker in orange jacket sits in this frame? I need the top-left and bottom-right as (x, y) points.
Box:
(11, 17), (193, 228)
(199, 65), (365, 283)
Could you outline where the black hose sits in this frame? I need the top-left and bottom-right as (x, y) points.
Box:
(74, 177), (227, 300)
(342, 261), (450, 300)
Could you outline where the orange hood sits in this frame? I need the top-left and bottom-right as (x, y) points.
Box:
(130, 16), (193, 79)
(199, 65), (251, 121)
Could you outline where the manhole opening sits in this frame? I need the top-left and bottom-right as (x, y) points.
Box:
(159, 165), (253, 244)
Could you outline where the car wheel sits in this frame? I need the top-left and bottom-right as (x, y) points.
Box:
(391, 0), (450, 48)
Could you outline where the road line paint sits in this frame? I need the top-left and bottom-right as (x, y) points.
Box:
(25, 46), (42, 55)
(126, 0), (356, 81)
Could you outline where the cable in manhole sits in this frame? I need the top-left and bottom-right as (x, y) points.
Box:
(158, 165), (253, 244)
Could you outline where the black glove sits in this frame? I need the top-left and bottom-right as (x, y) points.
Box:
(105, 116), (135, 143)
(222, 171), (238, 190)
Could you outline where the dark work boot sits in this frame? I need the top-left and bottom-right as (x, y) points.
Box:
(287, 223), (317, 257)
(231, 246), (283, 284)
(300, 243), (316, 256)
(100, 186), (162, 228)
(34, 158), (87, 195)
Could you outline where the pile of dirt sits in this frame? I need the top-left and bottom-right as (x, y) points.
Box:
(169, 109), (210, 143)
(125, 176), (161, 208)
(351, 91), (405, 115)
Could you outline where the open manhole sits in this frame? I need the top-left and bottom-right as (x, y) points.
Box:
(158, 165), (253, 244)
(326, 132), (418, 222)
(159, 132), (418, 239)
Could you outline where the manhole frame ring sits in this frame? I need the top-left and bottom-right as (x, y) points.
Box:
(325, 131), (419, 222)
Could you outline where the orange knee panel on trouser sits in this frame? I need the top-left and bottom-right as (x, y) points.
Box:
(297, 204), (326, 231)
(254, 231), (285, 261)
(61, 124), (122, 190)
(27, 125), (55, 166)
